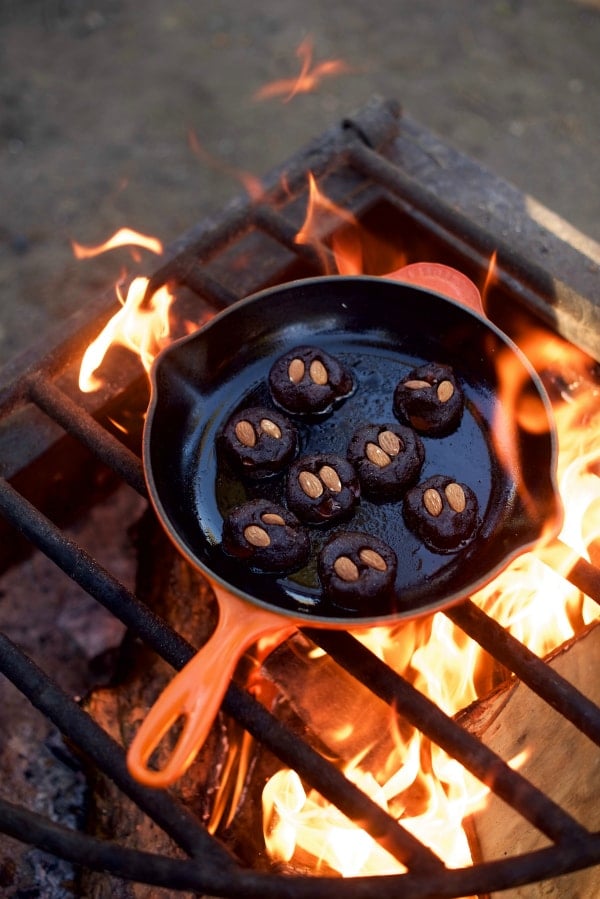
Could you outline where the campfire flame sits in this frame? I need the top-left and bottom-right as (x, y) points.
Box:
(253, 35), (355, 103)
(296, 173), (406, 275)
(259, 174), (600, 876)
(71, 227), (163, 261)
(75, 229), (173, 393)
(79, 276), (174, 393)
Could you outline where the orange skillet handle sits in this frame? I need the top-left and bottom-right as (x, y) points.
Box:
(386, 262), (485, 317)
(126, 586), (296, 788)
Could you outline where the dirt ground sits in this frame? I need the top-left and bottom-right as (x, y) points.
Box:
(1, 0), (599, 366)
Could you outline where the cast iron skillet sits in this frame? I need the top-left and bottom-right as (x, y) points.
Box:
(127, 264), (562, 787)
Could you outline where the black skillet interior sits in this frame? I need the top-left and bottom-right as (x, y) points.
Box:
(145, 276), (562, 625)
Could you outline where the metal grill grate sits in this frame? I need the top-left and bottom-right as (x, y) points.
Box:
(0, 98), (599, 897)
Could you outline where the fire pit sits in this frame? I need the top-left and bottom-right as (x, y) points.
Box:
(0, 98), (599, 897)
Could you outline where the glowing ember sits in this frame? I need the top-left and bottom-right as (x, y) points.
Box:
(253, 35), (355, 103)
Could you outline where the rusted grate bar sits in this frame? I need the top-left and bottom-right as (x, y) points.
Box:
(345, 138), (600, 360)
(445, 599), (600, 745)
(26, 373), (146, 496)
(304, 628), (592, 848)
(2, 787), (599, 899)
(171, 264), (240, 309)
(0, 632), (235, 870)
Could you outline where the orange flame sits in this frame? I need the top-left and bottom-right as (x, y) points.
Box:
(296, 172), (406, 275)
(71, 227), (163, 261)
(253, 36), (355, 102)
(75, 228), (174, 393)
(78, 277), (174, 392)
(295, 173), (358, 273)
(480, 249), (497, 311)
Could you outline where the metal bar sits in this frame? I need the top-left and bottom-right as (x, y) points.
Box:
(346, 139), (600, 361)
(0, 633), (236, 870)
(538, 538), (600, 605)
(219, 669), (444, 874)
(143, 205), (254, 303)
(26, 373), (147, 496)
(0, 477), (188, 664)
(251, 205), (329, 269)
(303, 629), (592, 848)
(175, 263), (240, 309)
(1, 795), (599, 899)
(445, 599), (600, 744)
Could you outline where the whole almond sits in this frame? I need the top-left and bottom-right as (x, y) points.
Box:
(261, 512), (286, 526)
(319, 465), (342, 492)
(334, 556), (359, 582)
(437, 380), (455, 403)
(359, 548), (387, 571)
(366, 442), (391, 468)
(259, 418), (282, 439)
(244, 525), (271, 547)
(288, 358), (305, 383)
(309, 359), (328, 385)
(378, 430), (402, 456)
(235, 420), (256, 447)
(423, 487), (443, 517)
(445, 482), (466, 512)
(298, 470), (324, 498)
(403, 379), (431, 390)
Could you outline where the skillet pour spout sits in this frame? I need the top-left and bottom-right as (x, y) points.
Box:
(126, 264), (562, 787)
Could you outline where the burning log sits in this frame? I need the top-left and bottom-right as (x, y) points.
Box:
(460, 622), (600, 898)
(262, 632), (413, 775)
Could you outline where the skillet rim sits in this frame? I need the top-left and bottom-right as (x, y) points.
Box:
(142, 274), (563, 627)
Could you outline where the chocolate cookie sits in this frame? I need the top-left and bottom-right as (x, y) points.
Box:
(318, 531), (397, 611)
(347, 422), (425, 500)
(221, 499), (310, 573)
(268, 345), (354, 415)
(286, 453), (360, 526)
(403, 474), (479, 552)
(393, 362), (464, 436)
(220, 406), (297, 479)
